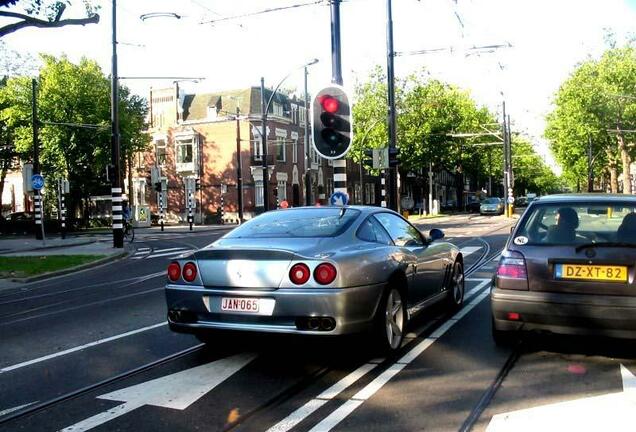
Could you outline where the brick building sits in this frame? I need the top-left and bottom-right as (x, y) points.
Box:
(131, 84), (339, 223)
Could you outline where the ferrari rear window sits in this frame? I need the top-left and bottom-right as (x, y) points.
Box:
(225, 208), (361, 238)
(514, 202), (636, 246)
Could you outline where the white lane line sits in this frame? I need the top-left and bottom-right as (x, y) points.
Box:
(460, 246), (482, 257)
(151, 247), (187, 254)
(145, 249), (194, 259)
(266, 363), (379, 432)
(136, 248), (150, 252)
(0, 322), (167, 374)
(0, 401), (38, 417)
(309, 288), (491, 431)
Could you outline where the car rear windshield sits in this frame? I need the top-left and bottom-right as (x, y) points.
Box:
(514, 202), (636, 245)
(225, 208), (361, 238)
(483, 198), (500, 204)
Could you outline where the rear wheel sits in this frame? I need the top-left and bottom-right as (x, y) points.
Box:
(374, 287), (407, 353)
(446, 260), (464, 311)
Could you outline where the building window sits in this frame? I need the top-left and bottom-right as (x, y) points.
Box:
(176, 141), (193, 164)
(327, 178), (334, 196)
(277, 180), (287, 201)
(292, 138), (298, 164)
(255, 181), (264, 207)
(276, 137), (286, 162)
(299, 106), (306, 126)
(291, 105), (298, 123)
(273, 102), (284, 117)
(354, 184), (361, 204)
(253, 138), (262, 161)
(365, 183), (375, 204)
(155, 139), (167, 166)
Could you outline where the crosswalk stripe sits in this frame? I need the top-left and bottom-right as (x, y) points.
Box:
(152, 247), (188, 253)
(460, 246), (482, 257)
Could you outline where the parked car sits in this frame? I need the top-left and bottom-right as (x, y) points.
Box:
(515, 196), (528, 207)
(166, 206), (464, 353)
(0, 212), (34, 235)
(467, 199), (482, 213)
(491, 194), (636, 344)
(480, 197), (505, 215)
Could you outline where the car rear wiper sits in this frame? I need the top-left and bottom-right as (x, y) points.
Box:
(576, 242), (636, 252)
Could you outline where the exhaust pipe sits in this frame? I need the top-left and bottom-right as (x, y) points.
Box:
(307, 317), (320, 330)
(320, 317), (336, 331)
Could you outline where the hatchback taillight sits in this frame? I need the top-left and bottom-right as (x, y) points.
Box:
(182, 262), (198, 283)
(314, 263), (337, 285)
(167, 262), (181, 282)
(497, 251), (527, 279)
(289, 263), (311, 285)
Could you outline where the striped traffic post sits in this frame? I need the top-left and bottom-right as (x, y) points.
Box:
(333, 159), (347, 202)
(111, 187), (123, 243)
(380, 169), (387, 208)
(159, 191), (164, 231)
(188, 183), (194, 231)
(34, 191), (45, 242)
(220, 185), (225, 224)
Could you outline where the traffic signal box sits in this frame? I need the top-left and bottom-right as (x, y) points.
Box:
(311, 85), (353, 160)
(389, 147), (399, 167)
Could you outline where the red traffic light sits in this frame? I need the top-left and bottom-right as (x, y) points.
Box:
(320, 95), (340, 114)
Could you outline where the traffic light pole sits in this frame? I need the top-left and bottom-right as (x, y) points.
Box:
(305, 66), (312, 206)
(260, 77), (270, 211)
(386, 0), (398, 212)
(330, 0), (348, 200)
(31, 78), (44, 240)
(235, 106), (244, 222)
(110, 0), (124, 248)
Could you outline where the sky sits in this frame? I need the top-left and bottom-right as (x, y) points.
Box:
(3, 0), (636, 174)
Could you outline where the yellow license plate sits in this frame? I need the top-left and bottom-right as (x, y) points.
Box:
(555, 264), (628, 282)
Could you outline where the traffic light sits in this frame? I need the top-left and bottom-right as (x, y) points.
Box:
(388, 147), (399, 167)
(195, 178), (201, 191)
(311, 85), (353, 159)
(154, 182), (162, 192)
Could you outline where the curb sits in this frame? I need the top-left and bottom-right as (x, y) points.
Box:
(6, 250), (130, 283)
(0, 239), (97, 256)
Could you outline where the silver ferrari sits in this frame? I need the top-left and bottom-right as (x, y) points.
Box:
(165, 206), (464, 352)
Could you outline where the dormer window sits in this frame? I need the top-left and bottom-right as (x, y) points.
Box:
(207, 106), (218, 120)
(273, 102), (284, 117)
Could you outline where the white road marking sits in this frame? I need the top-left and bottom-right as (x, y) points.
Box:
(59, 353), (256, 432)
(266, 363), (379, 432)
(460, 246), (482, 257)
(0, 322), (166, 374)
(309, 287), (492, 431)
(145, 249), (194, 259)
(487, 365), (636, 432)
(151, 247), (188, 254)
(0, 401), (37, 417)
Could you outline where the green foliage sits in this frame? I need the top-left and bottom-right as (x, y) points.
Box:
(546, 46), (636, 191)
(350, 66), (559, 196)
(0, 54), (149, 211)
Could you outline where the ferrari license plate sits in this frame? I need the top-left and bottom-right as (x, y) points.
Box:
(221, 297), (260, 313)
(555, 264), (628, 282)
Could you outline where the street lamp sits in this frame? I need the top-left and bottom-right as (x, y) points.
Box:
(260, 58), (319, 211)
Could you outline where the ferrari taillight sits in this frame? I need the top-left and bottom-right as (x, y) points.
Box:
(289, 263), (311, 285)
(167, 262), (181, 282)
(182, 262), (198, 283)
(314, 263), (337, 285)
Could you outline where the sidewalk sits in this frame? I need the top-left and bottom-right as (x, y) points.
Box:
(0, 236), (98, 255)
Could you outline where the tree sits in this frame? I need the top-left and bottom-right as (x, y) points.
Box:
(546, 46), (636, 193)
(0, 0), (99, 38)
(0, 54), (149, 225)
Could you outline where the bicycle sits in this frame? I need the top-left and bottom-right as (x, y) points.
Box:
(123, 219), (135, 243)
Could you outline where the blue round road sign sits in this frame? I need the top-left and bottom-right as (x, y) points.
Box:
(329, 191), (349, 206)
(32, 174), (44, 191)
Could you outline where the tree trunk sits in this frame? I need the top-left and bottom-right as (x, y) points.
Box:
(607, 149), (619, 193)
(0, 166), (7, 212)
(617, 131), (632, 194)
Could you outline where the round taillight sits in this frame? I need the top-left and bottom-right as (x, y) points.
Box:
(314, 263), (337, 285)
(289, 263), (310, 285)
(182, 262), (198, 283)
(167, 262), (181, 282)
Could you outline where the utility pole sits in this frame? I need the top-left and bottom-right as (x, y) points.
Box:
(587, 134), (594, 192)
(304, 66), (312, 206)
(386, 0), (398, 211)
(111, 0), (124, 248)
(260, 77), (269, 211)
(330, 0), (348, 200)
(235, 106), (244, 222)
(31, 78), (43, 240)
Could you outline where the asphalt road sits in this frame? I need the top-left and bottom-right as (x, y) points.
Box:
(2, 214), (634, 432)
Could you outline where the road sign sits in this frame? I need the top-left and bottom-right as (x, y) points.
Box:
(329, 191), (349, 206)
(373, 148), (389, 169)
(31, 174), (44, 191)
(507, 196), (515, 204)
